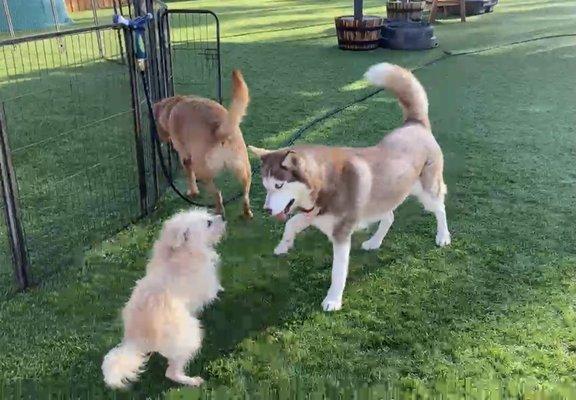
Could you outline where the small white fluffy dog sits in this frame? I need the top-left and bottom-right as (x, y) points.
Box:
(102, 209), (226, 389)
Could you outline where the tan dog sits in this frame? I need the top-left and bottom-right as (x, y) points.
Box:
(102, 209), (226, 389)
(249, 63), (451, 312)
(154, 71), (253, 218)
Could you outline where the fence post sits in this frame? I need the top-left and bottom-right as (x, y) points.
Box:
(123, 27), (149, 217)
(0, 105), (29, 290)
(214, 13), (222, 104)
(159, 10), (178, 177)
(144, 0), (160, 206)
(156, 9), (174, 180)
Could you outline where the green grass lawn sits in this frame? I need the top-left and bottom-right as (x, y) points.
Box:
(1, 0), (576, 397)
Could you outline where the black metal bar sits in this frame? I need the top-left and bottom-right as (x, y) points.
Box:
(156, 8), (175, 182)
(163, 11), (177, 174)
(0, 104), (29, 290)
(214, 12), (222, 104)
(144, 0), (160, 208)
(165, 13), (175, 97)
(132, 0), (144, 17)
(112, 0), (126, 64)
(354, 0), (364, 20)
(123, 27), (148, 217)
(0, 24), (119, 47)
(157, 8), (168, 99)
(165, 9), (222, 104)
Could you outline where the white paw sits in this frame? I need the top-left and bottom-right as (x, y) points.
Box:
(166, 373), (204, 387)
(361, 238), (381, 251)
(436, 231), (451, 247)
(321, 296), (342, 312)
(186, 376), (204, 387)
(274, 241), (292, 255)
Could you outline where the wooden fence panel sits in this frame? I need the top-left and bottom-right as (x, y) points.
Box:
(65, 0), (127, 12)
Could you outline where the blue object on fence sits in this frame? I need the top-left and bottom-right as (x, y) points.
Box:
(113, 13), (153, 61)
(0, 0), (73, 33)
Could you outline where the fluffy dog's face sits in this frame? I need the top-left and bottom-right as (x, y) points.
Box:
(161, 209), (226, 251)
(248, 146), (314, 221)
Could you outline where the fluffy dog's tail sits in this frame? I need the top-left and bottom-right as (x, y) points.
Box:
(364, 63), (430, 130)
(216, 69), (250, 140)
(102, 341), (148, 389)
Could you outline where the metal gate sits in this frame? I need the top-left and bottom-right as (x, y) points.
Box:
(157, 8), (221, 102)
(0, 2), (221, 294)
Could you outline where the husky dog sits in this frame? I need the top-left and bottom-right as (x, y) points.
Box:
(249, 63), (451, 312)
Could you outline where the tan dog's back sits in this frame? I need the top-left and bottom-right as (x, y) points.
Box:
(151, 71), (253, 217)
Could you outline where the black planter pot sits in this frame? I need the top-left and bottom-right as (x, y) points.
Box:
(380, 20), (438, 50)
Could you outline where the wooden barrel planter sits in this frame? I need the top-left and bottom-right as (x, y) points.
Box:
(386, 1), (424, 21)
(335, 15), (383, 51)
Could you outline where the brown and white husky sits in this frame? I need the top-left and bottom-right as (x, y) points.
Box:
(249, 63), (451, 312)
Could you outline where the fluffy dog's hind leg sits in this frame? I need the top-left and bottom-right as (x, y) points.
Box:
(159, 313), (204, 387)
(165, 357), (204, 387)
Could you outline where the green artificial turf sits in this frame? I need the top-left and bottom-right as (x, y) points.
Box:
(1, 0), (576, 397)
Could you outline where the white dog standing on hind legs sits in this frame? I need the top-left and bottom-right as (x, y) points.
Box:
(102, 209), (226, 389)
(250, 62), (451, 312)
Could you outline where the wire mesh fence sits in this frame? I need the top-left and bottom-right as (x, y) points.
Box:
(162, 10), (221, 101)
(0, 0), (132, 40)
(0, 25), (141, 294)
(153, 8), (243, 207)
(0, 2), (222, 295)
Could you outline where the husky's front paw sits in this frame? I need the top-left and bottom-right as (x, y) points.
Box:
(436, 231), (451, 247)
(361, 238), (381, 251)
(274, 240), (292, 255)
(321, 296), (342, 312)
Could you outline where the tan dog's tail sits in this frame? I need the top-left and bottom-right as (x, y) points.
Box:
(102, 341), (148, 389)
(364, 63), (430, 130)
(216, 70), (249, 139)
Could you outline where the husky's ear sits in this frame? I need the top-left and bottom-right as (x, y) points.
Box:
(248, 145), (272, 159)
(281, 150), (303, 170)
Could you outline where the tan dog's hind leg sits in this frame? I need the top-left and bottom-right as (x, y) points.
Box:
(233, 163), (253, 219)
(182, 158), (200, 197)
(205, 179), (224, 216)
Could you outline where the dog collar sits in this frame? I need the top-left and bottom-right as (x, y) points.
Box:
(298, 206), (319, 221)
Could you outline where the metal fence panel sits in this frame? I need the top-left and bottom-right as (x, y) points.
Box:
(152, 9), (226, 204)
(160, 9), (221, 102)
(0, 4), (224, 293)
(0, 25), (141, 291)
